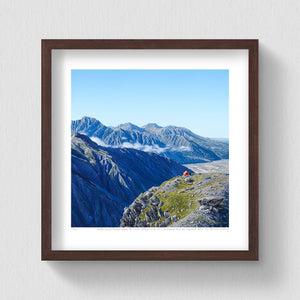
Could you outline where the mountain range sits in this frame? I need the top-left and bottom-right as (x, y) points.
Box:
(71, 116), (229, 164)
(71, 133), (191, 227)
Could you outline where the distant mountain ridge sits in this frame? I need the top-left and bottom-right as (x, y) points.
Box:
(71, 133), (191, 227)
(212, 138), (229, 144)
(71, 116), (229, 164)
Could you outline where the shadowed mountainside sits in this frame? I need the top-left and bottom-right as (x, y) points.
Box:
(71, 133), (191, 227)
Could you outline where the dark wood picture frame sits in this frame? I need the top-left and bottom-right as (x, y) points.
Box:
(42, 39), (258, 261)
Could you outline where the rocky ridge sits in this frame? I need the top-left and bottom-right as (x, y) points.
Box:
(71, 116), (229, 164)
(120, 173), (229, 228)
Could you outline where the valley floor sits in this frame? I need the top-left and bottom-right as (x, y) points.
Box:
(184, 159), (229, 174)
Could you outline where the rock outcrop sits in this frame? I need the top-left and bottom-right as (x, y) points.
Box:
(120, 173), (229, 228)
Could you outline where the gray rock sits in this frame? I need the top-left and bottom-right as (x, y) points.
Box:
(150, 196), (160, 206)
(145, 211), (151, 222)
(200, 205), (209, 211)
(135, 220), (147, 227)
(158, 200), (164, 207)
(184, 176), (193, 182)
(158, 208), (164, 218)
(141, 202), (148, 209)
(198, 197), (224, 207)
(184, 177), (193, 184)
(174, 178), (182, 184)
(123, 208), (130, 216)
(132, 202), (142, 213)
(146, 207), (158, 222)
(160, 221), (166, 227)
(171, 215), (177, 222)
(144, 191), (153, 199)
(139, 195), (148, 203)
(164, 211), (170, 218)
(165, 217), (171, 226)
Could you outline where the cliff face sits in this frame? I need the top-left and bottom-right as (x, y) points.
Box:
(120, 173), (229, 228)
(71, 133), (191, 227)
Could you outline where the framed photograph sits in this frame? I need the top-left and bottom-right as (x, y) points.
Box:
(42, 39), (258, 260)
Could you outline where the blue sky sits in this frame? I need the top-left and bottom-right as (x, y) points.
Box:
(71, 69), (229, 138)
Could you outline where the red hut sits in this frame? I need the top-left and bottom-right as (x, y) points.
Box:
(183, 171), (191, 176)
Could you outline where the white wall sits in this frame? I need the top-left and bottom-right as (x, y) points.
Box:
(0, 0), (299, 299)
